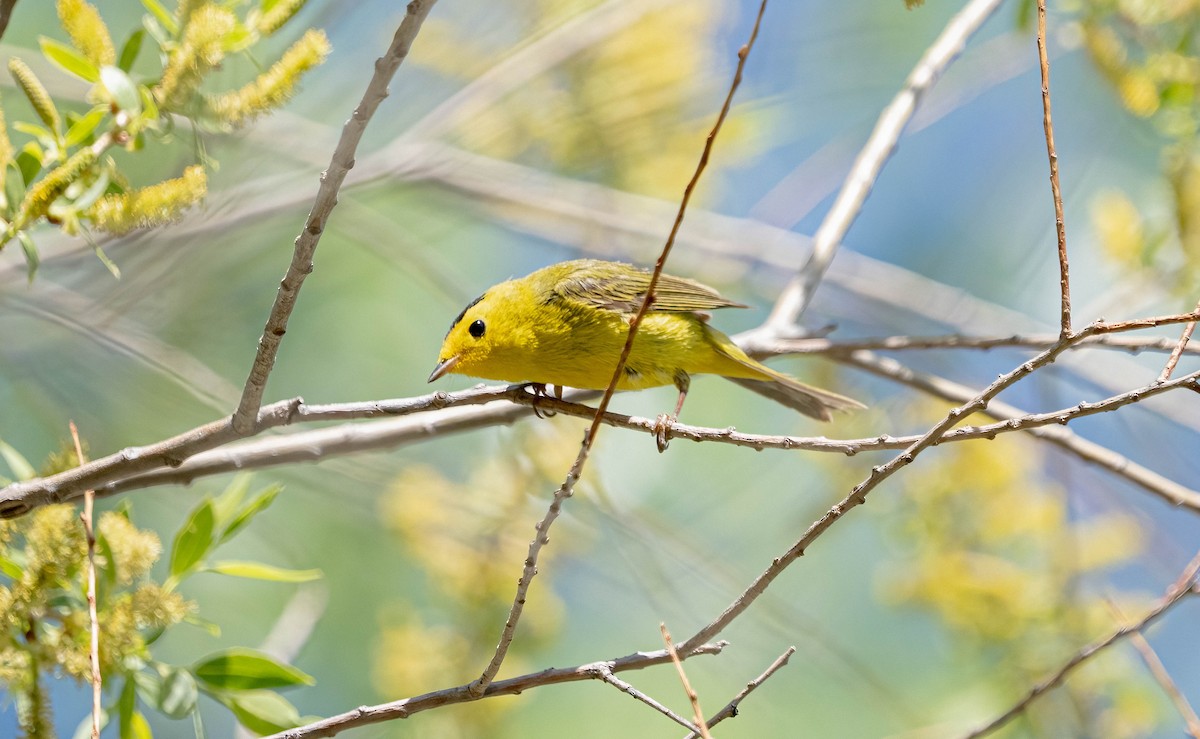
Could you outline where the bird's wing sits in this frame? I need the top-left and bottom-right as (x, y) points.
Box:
(553, 264), (746, 314)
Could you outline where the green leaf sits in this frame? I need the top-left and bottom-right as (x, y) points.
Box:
(16, 146), (42, 185)
(100, 66), (141, 114)
(64, 106), (108, 148)
(204, 561), (322, 583)
(126, 711), (152, 739)
(0, 439), (35, 480)
(39, 37), (100, 82)
(17, 231), (38, 282)
(0, 553), (22, 580)
(182, 612), (221, 637)
(142, 665), (198, 720)
(219, 484), (281, 543)
(192, 649), (314, 691)
(119, 29), (145, 71)
(211, 474), (251, 529)
(118, 676), (136, 738)
(13, 121), (54, 144)
(214, 690), (301, 735)
(140, 0), (178, 36)
(170, 499), (215, 579)
(5, 162), (26, 212)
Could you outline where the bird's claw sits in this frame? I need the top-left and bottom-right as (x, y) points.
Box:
(525, 383), (557, 419)
(653, 413), (675, 453)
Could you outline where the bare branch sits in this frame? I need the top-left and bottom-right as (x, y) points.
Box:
(684, 646), (796, 738)
(963, 551), (1200, 738)
(69, 422), (101, 739)
(1160, 298), (1200, 381)
(596, 665), (702, 733)
(662, 623), (711, 739)
(1107, 599), (1200, 738)
(267, 642), (727, 739)
(231, 0), (439, 433)
(763, 0), (1004, 332)
(1036, 0), (1071, 336)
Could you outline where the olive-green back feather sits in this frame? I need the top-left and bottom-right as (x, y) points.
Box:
(550, 259), (746, 315)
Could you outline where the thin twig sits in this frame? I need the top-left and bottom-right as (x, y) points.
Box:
(69, 421), (101, 739)
(763, 0), (1004, 332)
(467, 0), (769, 698)
(1036, 0), (1071, 337)
(230, 0), (439, 433)
(662, 623), (711, 739)
(1160, 298), (1200, 381)
(1106, 599), (1200, 738)
(684, 646), (796, 739)
(596, 665), (702, 733)
(963, 550), (1200, 738)
(268, 642), (727, 739)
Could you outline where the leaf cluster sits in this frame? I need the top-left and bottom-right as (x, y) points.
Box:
(0, 0), (330, 280)
(0, 439), (320, 739)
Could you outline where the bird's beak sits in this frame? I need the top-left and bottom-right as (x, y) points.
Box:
(428, 355), (460, 383)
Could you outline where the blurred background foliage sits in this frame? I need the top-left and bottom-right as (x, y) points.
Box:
(1, 0), (1199, 737)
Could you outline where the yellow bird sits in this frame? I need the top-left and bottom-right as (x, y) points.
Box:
(428, 259), (863, 421)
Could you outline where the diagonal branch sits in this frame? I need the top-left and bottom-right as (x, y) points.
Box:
(230, 0), (439, 433)
(762, 0), (1004, 332)
(963, 550), (1200, 738)
(466, 0), (770, 699)
(684, 646), (795, 739)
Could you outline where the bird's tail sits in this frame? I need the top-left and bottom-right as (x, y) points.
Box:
(726, 374), (864, 421)
(704, 325), (864, 421)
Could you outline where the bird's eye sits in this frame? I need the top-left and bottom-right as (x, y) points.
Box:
(468, 319), (486, 338)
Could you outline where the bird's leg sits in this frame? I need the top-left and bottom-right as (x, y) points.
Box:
(654, 371), (690, 452)
(525, 383), (557, 419)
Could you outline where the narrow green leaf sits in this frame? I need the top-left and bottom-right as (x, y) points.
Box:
(119, 29), (145, 71)
(192, 649), (314, 691)
(12, 121), (53, 143)
(204, 561), (322, 583)
(211, 474), (251, 529)
(182, 613), (221, 637)
(219, 484), (281, 543)
(0, 439), (35, 480)
(93, 242), (122, 279)
(100, 66), (141, 114)
(0, 554), (22, 579)
(214, 690), (301, 735)
(17, 231), (38, 282)
(5, 162), (26, 213)
(118, 676), (136, 738)
(140, 0), (178, 36)
(170, 499), (215, 578)
(39, 37), (100, 82)
(64, 106), (108, 148)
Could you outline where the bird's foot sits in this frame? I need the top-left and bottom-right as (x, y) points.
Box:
(653, 413), (675, 453)
(525, 383), (557, 419)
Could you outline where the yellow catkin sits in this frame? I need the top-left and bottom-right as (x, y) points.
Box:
(176, 0), (208, 27)
(256, 0), (308, 36)
(8, 58), (60, 132)
(56, 0), (115, 67)
(16, 147), (98, 226)
(88, 164), (206, 235)
(154, 5), (235, 111)
(205, 29), (330, 127)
